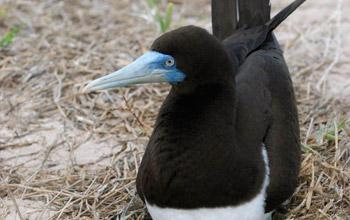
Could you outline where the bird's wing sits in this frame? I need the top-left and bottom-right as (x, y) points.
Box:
(221, 0), (305, 212)
(234, 52), (273, 148)
(234, 34), (301, 213)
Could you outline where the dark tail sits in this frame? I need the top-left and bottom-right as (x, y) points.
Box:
(237, 0), (271, 28)
(212, 0), (270, 40)
(222, 0), (306, 65)
(266, 0), (305, 32)
(211, 0), (238, 41)
(212, 0), (306, 41)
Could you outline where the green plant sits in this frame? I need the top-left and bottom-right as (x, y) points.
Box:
(146, 0), (174, 33)
(0, 10), (6, 17)
(315, 119), (347, 143)
(0, 6), (6, 17)
(0, 26), (20, 48)
(324, 119), (347, 141)
(146, 0), (160, 7)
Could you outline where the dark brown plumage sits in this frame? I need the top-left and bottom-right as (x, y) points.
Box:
(136, 0), (304, 213)
(85, 1), (307, 219)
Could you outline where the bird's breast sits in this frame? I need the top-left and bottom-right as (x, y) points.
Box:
(146, 196), (265, 220)
(144, 147), (270, 220)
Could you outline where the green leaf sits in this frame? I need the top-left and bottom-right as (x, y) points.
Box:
(147, 0), (174, 33)
(323, 120), (347, 141)
(0, 8), (6, 17)
(159, 19), (166, 32)
(324, 119), (347, 141)
(325, 133), (336, 141)
(163, 3), (173, 32)
(154, 9), (162, 25)
(0, 26), (20, 48)
(146, 0), (159, 7)
(301, 143), (312, 153)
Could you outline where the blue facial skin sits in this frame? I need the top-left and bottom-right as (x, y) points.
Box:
(165, 70), (187, 84)
(84, 51), (186, 91)
(142, 51), (186, 84)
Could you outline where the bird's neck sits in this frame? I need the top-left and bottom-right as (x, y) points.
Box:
(150, 82), (237, 153)
(139, 82), (263, 208)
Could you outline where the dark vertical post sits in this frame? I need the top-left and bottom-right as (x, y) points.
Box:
(211, 0), (237, 41)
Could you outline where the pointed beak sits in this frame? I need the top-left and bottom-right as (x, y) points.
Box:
(84, 52), (185, 92)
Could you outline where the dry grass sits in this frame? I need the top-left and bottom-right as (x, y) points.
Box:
(0, 0), (349, 219)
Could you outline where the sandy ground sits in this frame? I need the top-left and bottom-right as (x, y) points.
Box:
(0, 0), (349, 219)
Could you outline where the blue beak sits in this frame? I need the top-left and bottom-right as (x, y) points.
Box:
(84, 51), (185, 92)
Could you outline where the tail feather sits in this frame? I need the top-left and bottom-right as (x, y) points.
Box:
(266, 0), (305, 31)
(223, 0), (306, 65)
(211, 0), (238, 41)
(237, 0), (271, 28)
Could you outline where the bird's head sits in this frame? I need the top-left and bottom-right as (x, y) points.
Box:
(84, 26), (234, 92)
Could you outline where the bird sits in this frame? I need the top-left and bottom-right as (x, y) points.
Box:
(84, 0), (305, 219)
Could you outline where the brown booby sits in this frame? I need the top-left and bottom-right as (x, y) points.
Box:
(84, 0), (304, 219)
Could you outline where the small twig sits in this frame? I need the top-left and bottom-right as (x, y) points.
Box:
(7, 190), (25, 220)
(0, 141), (38, 151)
(122, 96), (146, 128)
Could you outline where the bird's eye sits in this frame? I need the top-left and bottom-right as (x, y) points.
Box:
(165, 58), (175, 67)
